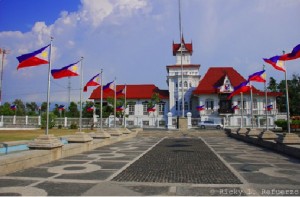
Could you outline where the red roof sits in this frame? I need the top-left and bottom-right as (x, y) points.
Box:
(172, 36), (193, 56)
(193, 67), (282, 97)
(89, 84), (169, 100)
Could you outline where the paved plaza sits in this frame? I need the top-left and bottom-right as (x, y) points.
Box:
(0, 131), (300, 196)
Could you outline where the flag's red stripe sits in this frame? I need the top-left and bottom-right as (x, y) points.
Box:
(17, 57), (48, 70)
(52, 70), (79, 79)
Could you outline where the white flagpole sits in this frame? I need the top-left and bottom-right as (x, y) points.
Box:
(114, 78), (117, 128)
(178, 0), (184, 117)
(250, 81), (254, 128)
(264, 78), (269, 131)
(100, 69), (103, 131)
(241, 92), (244, 128)
(46, 37), (53, 135)
(124, 84), (127, 128)
(282, 51), (291, 133)
(79, 57), (84, 132)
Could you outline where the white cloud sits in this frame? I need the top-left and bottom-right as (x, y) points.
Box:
(79, 0), (113, 27)
(0, 0), (150, 102)
(0, 0), (299, 104)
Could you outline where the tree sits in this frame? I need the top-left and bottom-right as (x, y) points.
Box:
(41, 102), (48, 113)
(26, 102), (38, 116)
(12, 99), (26, 116)
(148, 93), (160, 111)
(41, 112), (57, 129)
(267, 77), (277, 92)
(67, 102), (79, 117)
(82, 101), (94, 118)
(287, 74), (300, 115)
(267, 74), (300, 115)
(53, 104), (65, 117)
(0, 102), (14, 115)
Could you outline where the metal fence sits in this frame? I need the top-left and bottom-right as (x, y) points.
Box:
(0, 116), (41, 128)
(1, 115), (277, 129)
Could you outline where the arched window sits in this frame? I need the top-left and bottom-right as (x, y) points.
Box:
(184, 81), (188, 87)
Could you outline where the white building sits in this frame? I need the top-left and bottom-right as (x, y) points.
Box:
(166, 37), (200, 117)
(90, 36), (282, 128)
(192, 67), (281, 127)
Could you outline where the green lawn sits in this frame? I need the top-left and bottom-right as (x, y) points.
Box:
(0, 129), (94, 142)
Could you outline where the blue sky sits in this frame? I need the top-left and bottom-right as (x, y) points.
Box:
(0, 0), (300, 104)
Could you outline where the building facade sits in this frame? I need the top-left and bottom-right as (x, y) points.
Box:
(89, 36), (281, 128)
(192, 67), (281, 127)
(166, 37), (200, 117)
(89, 84), (169, 127)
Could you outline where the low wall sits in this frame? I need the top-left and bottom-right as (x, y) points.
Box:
(0, 130), (138, 176)
(226, 129), (300, 159)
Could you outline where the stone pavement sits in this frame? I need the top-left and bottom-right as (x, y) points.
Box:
(0, 131), (299, 196)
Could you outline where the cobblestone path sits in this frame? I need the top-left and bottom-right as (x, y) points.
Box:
(113, 138), (241, 184)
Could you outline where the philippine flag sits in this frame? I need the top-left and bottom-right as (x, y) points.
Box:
(196, 105), (205, 111)
(103, 81), (115, 91)
(116, 88), (125, 95)
(51, 61), (79, 79)
(10, 105), (17, 110)
(58, 105), (65, 110)
(279, 44), (300, 61)
(16, 45), (50, 70)
(147, 105), (156, 112)
(227, 80), (251, 99)
(84, 74), (100, 92)
(266, 104), (273, 111)
(86, 106), (94, 112)
(263, 55), (285, 72)
(248, 70), (266, 83)
(116, 106), (124, 112)
(232, 105), (239, 110)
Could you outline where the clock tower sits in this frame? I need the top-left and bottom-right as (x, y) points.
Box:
(166, 36), (201, 116)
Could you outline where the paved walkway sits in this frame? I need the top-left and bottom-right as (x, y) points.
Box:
(0, 131), (299, 196)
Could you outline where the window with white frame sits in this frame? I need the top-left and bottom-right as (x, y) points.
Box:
(128, 104), (135, 115)
(142, 102), (148, 115)
(158, 103), (165, 115)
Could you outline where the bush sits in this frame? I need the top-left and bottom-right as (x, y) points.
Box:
(275, 120), (287, 130)
(291, 120), (300, 125)
(41, 112), (56, 129)
(58, 125), (63, 129)
(70, 123), (78, 129)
